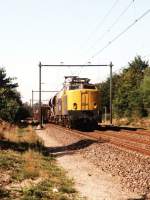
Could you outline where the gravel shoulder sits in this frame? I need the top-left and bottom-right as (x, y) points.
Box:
(36, 125), (145, 200)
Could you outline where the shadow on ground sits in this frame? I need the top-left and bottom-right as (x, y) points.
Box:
(46, 139), (103, 157)
(127, 194), (147, 200)
(0, 138), (106, 157)
(68, 124), (145, 132)
(0, 139), (46, 154)
(97, 125), (145, 132)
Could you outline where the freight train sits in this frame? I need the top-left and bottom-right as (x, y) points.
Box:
(33, 104), (50, 123)
(48, 76), (101, 128)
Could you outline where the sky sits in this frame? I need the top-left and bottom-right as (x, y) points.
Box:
(0, 0), (150, 103)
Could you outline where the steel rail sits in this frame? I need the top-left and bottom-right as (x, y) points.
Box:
(122, 130), (150, 137)
(49, 124), (100, 142)
(94, 130), (150, 146)
(48, 124), (150, 157)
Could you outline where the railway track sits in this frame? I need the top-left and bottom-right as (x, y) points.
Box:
(95, 130), (150, 146)
(121, 129), (150, 137)
(48, 124), (150, 157)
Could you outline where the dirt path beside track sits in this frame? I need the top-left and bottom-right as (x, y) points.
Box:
(36, 127), (143, 200)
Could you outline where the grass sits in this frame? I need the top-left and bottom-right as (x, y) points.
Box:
(0, 123), (84, 200)
(0, 125), (47, 155)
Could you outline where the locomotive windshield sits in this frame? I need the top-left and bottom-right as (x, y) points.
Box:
(83, 85), (95, 89)
(69, 85), (80, 90)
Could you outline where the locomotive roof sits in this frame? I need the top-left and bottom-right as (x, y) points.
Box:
(64, 76), (90, 84)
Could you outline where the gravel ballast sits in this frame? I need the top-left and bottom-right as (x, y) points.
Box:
(81, 143), (150, 195)
(45, 125), (150, 198)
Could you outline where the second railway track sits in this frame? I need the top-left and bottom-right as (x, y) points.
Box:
(47, 124), (150, 157)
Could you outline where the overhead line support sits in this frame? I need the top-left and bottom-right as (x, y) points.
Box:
(110, 62), (113, 125)
(38, 62), (114, 129)
(41, 64), (109, 67)
(39, 62), (42, 128)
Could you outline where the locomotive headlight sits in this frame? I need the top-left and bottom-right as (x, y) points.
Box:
(94, 103), (97, 109)
(73, 103), (77, 110)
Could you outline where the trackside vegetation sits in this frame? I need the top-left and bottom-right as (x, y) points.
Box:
(1, 56), (150, 124)
(0, 123), (84, 200)
(97, 56), (150, 123)
(0, 67), (31, 123)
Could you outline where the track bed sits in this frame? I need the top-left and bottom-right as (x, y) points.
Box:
(45, 124), (150, 197)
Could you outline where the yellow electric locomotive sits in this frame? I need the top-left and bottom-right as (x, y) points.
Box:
(49, 76), (101, 128)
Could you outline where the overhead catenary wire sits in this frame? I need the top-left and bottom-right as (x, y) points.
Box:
(89, 8), (150, 60)
(78, 0), (134, 77)
(80, 0), (120, 48)
(86, 0), (135, 52)
(77, 0), (120, 77)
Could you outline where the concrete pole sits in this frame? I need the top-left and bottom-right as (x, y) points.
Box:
(104, 106), (107, 123)
(39, 62), (42, 128)
(110, 62), (113, 125)
(32, 90), (34, 122)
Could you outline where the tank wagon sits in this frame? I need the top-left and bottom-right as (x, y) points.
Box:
(49, 76), (101, 128)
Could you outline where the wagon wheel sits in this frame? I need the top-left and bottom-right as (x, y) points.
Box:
(68, 120), (73, 129)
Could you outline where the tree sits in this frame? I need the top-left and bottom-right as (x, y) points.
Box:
(0, 68), (22, 122)
(113, 56), (148, 118)
(96, 73), (121, 112)
(14, 103), (32, 122)
(140, 67), (150, 115)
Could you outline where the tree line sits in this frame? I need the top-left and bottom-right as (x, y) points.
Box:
(1, 56), (149, 123)
(0, 68), (31, 123)
(97, 56), (150, 119)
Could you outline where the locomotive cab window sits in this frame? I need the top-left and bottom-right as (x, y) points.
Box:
(83, 85), (96, 89)
(69, 85), (80, 90)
